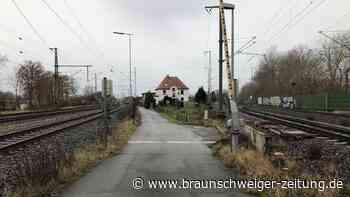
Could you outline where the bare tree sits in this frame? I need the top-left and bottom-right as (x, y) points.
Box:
(0, 54), (9, 83)
(7, 65), (22, 109)
(36, 71), (77, 106)
(241, 46), (327, 99)
(17, 61), (44, 107)
(320, 32), (350, 92)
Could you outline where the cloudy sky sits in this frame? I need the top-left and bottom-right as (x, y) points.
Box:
(0, 0), (349, 96)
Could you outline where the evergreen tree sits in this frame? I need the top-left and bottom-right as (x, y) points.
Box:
(194, 87), (207, 104)
(144, 91), (155, 109)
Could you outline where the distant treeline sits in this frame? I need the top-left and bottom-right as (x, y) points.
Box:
(239, 31), (350, 101)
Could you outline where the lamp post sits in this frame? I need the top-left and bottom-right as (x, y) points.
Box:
(113, 32), (134, 97)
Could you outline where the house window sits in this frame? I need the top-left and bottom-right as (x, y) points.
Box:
(172, 93), (175, 98)
(181, 97), (184, 101)
(172, 88), (176, 91)
(163, 90), (166, 95)
(181, 90), (184, 95)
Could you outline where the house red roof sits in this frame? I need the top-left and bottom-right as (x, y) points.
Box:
(156, 75), (189, 90)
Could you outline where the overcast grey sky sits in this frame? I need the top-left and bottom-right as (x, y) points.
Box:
(0, 0), (349, 95)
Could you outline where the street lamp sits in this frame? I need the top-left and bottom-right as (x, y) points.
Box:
(113, 31), (134, 97)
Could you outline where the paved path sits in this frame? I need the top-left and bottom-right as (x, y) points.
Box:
(61, 108), (250, 197)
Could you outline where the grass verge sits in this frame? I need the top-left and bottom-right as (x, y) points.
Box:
(157, 102), (224, 128)
(212, 142), (347, 197)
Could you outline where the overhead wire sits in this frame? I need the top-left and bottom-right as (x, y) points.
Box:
(8, 0), (53, 67)
(266, 0), (315, 44)
(63, 0), (130, 80)
(41, 0), (129, 79)
(254, 0), (297, 51)
(40, 0), (90, 49)
(62, 0), (97, 46)
(288, 0), (328, 31)
(40, 0), (108, 66)
(11, 0), (51, 49)
(62, 0), (109, 60)
(262, 0), (296, 36)
(268, 0), (327, 45)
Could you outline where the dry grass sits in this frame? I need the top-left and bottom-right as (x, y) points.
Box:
(58, 120), (136, 183)
(216, 144), (274, 176)
(213, 143), (344, 197)
(4, 118), (137, 197)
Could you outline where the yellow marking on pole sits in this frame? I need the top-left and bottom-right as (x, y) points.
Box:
(218, 0), (235, 99)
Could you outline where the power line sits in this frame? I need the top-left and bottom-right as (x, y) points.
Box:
(11, 0), (50, 48)
(289, 0), (328, 30)
(60, 0), (130, 79)
(40, 0), (103, 59)
(254, 0), (298, 51)
(266, 1), (315, 44)
(274, 0), (328, 46)
(40, 0), (85, 43)
(262, 0), (297, 36)
(63, 0), (93, 42)
(0, 24), (52, 63)
(62, 0), (106, 58)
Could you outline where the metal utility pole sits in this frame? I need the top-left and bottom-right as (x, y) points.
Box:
(204, 50), (212, 94)
(57, 65), (92, 83)
(219, 12), (223, 111)
(95, 73), (98, 92)
(129, 35), (132, 97)
(102, 77), (109, 147)
(113, 32), (134, 97)
(231, 9), (235, 96)
(207, 1), (240, 153)
(240, 52), (267, 62)
(49, 47), (58, 104)
(205, 3), (235, 111)
(250, 66), (254, 80)
(134, 66), (137, 97)
(114, 78), (119, 98)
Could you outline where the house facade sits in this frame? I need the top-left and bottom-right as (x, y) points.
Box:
(155, 75), (189, 104)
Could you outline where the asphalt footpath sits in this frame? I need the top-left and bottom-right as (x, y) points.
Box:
(60, 107), (252, 197)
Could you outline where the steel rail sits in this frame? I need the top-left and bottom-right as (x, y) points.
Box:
(0, 106), (127, 151)
(0, 105), (98, 123)
(240, 107), (350, 141)
(252, 105), (350, 118)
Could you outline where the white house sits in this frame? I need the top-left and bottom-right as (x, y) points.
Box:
(155, 75), (189, 104)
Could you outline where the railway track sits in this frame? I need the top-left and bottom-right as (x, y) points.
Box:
(250, 105), (350, 118)
(0, 105), (98, 123)
(0, 105), (128, 151)
(239, 107), (350, 142)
